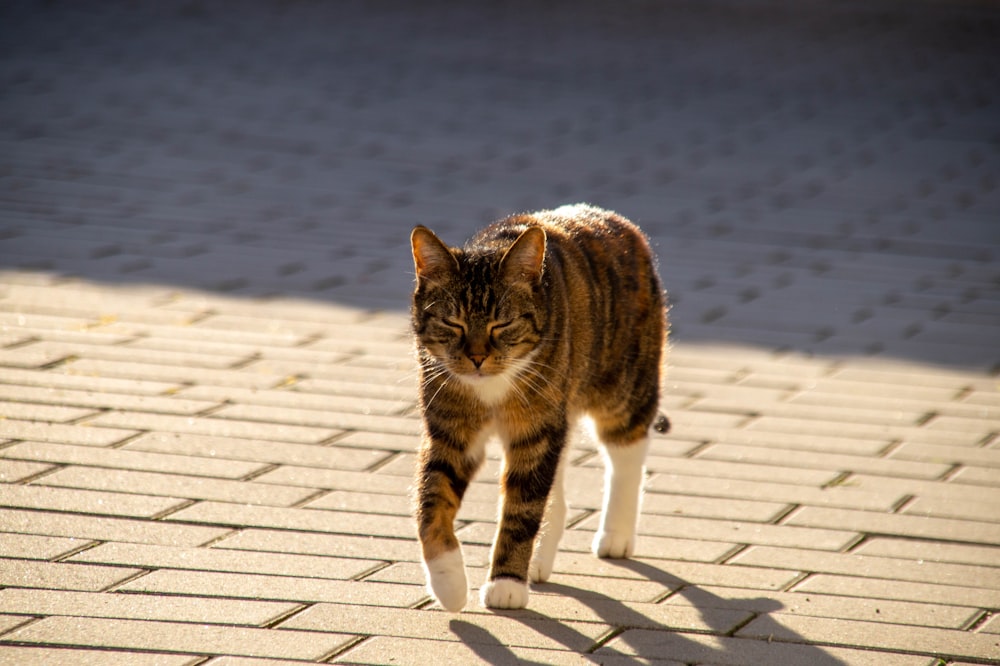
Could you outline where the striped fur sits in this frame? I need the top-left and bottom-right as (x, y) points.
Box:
(410, 204), (667, 610)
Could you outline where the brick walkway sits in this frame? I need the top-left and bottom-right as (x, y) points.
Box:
(2, 1), (999, 664)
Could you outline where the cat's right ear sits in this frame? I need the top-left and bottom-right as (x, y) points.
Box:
(411, 226), (458, 283)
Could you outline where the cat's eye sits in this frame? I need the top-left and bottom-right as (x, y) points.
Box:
(441, 318), (466, 332)
(489, 320), (514, 335)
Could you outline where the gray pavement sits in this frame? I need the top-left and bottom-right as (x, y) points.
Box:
(1, 1), (999, 664)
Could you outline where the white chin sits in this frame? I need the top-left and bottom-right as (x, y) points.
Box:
(458, 372), (511, 405)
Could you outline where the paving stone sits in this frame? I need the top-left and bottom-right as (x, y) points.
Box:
(0, 558), (144, 592)
(0, 507), (228, 547)
(215, 529), (424, 563)
(0, 459), (53, 483)
(0, 383), (218, 416)
(0, 421), (139, 447)
(37, 466), (318, 506)
(729, 545), (1000, 589)
(176, 384), (412, 418)
(0, 588), (300, 626)
(280, 604), (610, 652)
(62, 358), (290, 390)
(68, 542), (382, 580)
(793, 574), (1000, 608)
(0, 534), (90, 561)
(948, 465), (1000, 487)
(695, 443), (952, 480)
(0, 367), (182, 397)
(785, 506), (1000, 546)
(594, 629), (932, 666)
(0, 646), (194, 666)
(163, 501), (416, 538)
(124, 432), (386, 471)
(119, 569), (427, 608)
(891, 442), (1000, 468)
(852, 537), (1000, 567)
(89, 411), (339, 444)
(0, 483), (187, 519)
(0, 400), (98, 423)
(646, 473), (903, 512)
(663, 585), (978, 629)
(902, 495), (1000, 523)
(9, 340), (254, 371)
(212, 403), (421, 436)
(609, 453), (843, 487)
(1, 441), (269, 479)
(1, 616), (353, 661)
(249, 465), (417, 495)
(737, 614), (1000, 662)
(332, 636), (597, 666)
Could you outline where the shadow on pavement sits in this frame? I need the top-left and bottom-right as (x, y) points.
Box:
(450, 558), (848, 665)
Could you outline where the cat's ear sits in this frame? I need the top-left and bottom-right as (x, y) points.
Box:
(501, 227), (546, 284)
(411, 226), (458, 282)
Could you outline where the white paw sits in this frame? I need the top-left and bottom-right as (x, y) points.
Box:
(480, 577), (529, 609)
(423, 549), (468, 612)
(593, 530), (636, 559)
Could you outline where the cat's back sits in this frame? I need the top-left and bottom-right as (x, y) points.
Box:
(475, 203), (657, 278)
(485, 204), (661, 304)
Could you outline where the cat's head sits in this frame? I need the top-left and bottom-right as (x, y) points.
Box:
(410, 225), (546, 383)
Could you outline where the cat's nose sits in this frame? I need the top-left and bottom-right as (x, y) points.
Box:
(468, 354), (487, 368)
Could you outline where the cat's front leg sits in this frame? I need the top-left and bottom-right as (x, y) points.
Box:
(481, 422), (567, 610)
(415, 432), (483, 612)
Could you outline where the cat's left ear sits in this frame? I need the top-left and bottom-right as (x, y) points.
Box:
(501, 227), (546, 284)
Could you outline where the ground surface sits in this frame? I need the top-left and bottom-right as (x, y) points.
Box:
(1, 1), (999, 664)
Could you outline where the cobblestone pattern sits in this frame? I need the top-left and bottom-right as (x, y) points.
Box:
(1, 1), (999, 664)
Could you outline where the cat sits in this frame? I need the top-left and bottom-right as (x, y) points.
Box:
(409, 203), (668, 611)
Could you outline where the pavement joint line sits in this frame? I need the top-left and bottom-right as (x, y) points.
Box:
(937, 463), (965, 482)
(197, 529), (243, 549)
(193, 402), (232, 418)
(100, 568), (155, 594)
(0, 617), (41, 639)
(319, 634), (371, 663)
(726, 611), (761, 638)
(351, 561), (396, 582)
(767, 504), (801, 526)
(108, 431), (153, 450)
(889, 495), (917, 515)
(239, 464), (282, 482)
(51, 539), (104, 563)
(964, 609), (994, 633)
(715, 544), (752, 566)
(289, 489), (333, 510)
(362, 450), (406, 474)
(263, 602), (314, 630)
(150, 500), (200, 521)
(843, 535), (872, 555)
(878, 440), (904, 458)
(585, 625), (627, 654)
(563, 508), (596, 531)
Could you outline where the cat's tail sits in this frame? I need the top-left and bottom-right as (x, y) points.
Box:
(653, 413), (671, 434)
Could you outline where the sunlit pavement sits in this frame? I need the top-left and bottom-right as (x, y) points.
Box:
(1, 2), (999, 664)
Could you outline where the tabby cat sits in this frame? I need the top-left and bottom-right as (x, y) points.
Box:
(410, 204), (668, 611)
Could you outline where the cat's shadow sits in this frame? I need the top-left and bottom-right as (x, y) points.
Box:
(450, 558), (848, 665)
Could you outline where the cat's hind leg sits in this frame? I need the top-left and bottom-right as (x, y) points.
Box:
(529, 445), (569, 583)
(593, 435), (649, 558)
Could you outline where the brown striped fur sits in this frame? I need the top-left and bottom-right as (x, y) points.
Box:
(410, 204), (667, 610)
